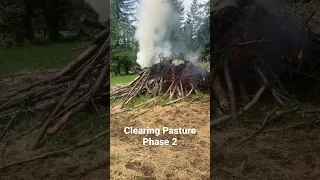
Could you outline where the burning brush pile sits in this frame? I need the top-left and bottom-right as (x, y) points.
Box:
(211, 0), (320, 126)
(111, 57), (209, 107)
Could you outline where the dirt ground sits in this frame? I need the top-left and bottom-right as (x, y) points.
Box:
(0, 137), (108, 180)
(0, 72), (109, 180)
(110, 101), (210, 179)
(212, 115), (320, 180)
(0, 70), (58, 95)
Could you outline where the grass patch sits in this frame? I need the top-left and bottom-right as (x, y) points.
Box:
(0, 42), (83, 75)
(110, 74), (136, 86)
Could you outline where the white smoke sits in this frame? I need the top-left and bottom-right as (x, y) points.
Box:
(135, 0), (172, 68)
(186, 51), (201, 63)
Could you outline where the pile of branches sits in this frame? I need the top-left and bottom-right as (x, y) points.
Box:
(211, 1), (320, 126)
(0, 21), (110, 150)
(111, 58), (209, 107)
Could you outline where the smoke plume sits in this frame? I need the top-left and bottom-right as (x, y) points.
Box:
(135, 0), (172, 68)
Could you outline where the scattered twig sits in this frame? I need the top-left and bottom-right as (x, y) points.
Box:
(91, 97), (101, 116)
(224, 53), (238, 124)
(304, 115), (320, 127)
(134, 97), (158, 108)
(0, 113), (18, 141)
(305, 10), (317, 24)
(164, 89), (193, 106)
(270, 88), (284, 106)
(25, 52), (50, 73)
(233, 106), (299, 147)
(1, 139), (8, 163)
(268, 120), (320, 132)
(232, 107), (278, 148)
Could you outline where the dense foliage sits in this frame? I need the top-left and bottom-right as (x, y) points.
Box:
(0, 0), (99, 47)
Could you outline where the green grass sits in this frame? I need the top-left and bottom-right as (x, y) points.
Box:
(0, 42), (83, 75)
(110, 74), (136, 86)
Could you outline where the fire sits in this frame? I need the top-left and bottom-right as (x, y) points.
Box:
(170, 71), (175, 80)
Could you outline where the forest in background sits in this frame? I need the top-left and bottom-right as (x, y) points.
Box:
(110, 0), (210, 76)
(0, 0), (108, 75)
(0, 0), (106, 47)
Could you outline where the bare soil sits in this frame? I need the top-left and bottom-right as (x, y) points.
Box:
(0, 69), (58, 97)
(110, 101), (210, 179)
(0, 136), (108, 180)
(212, 116), (320, 180)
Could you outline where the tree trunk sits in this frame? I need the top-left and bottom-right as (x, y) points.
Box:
(224, 56), (238, 124)
(24, 0), (34, 41)
(44, 0), (59, 41)
(15, 31), (24, 44)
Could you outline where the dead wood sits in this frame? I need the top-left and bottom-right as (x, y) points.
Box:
(111, 58), (209, 107)
(268, 119), (320, 132)
(232, 107), (278, 148)
(164, 89), (193, 106)
(211, 67), (269, 126)
(0, 113), (17, 141)
(0, 21), (110, 150)
(47, 61), (109, 135)
(232, 106), (299, 147)
(224, 53), (238, 124)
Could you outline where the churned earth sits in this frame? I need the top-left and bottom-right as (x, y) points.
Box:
(110, 101), (210, 180)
